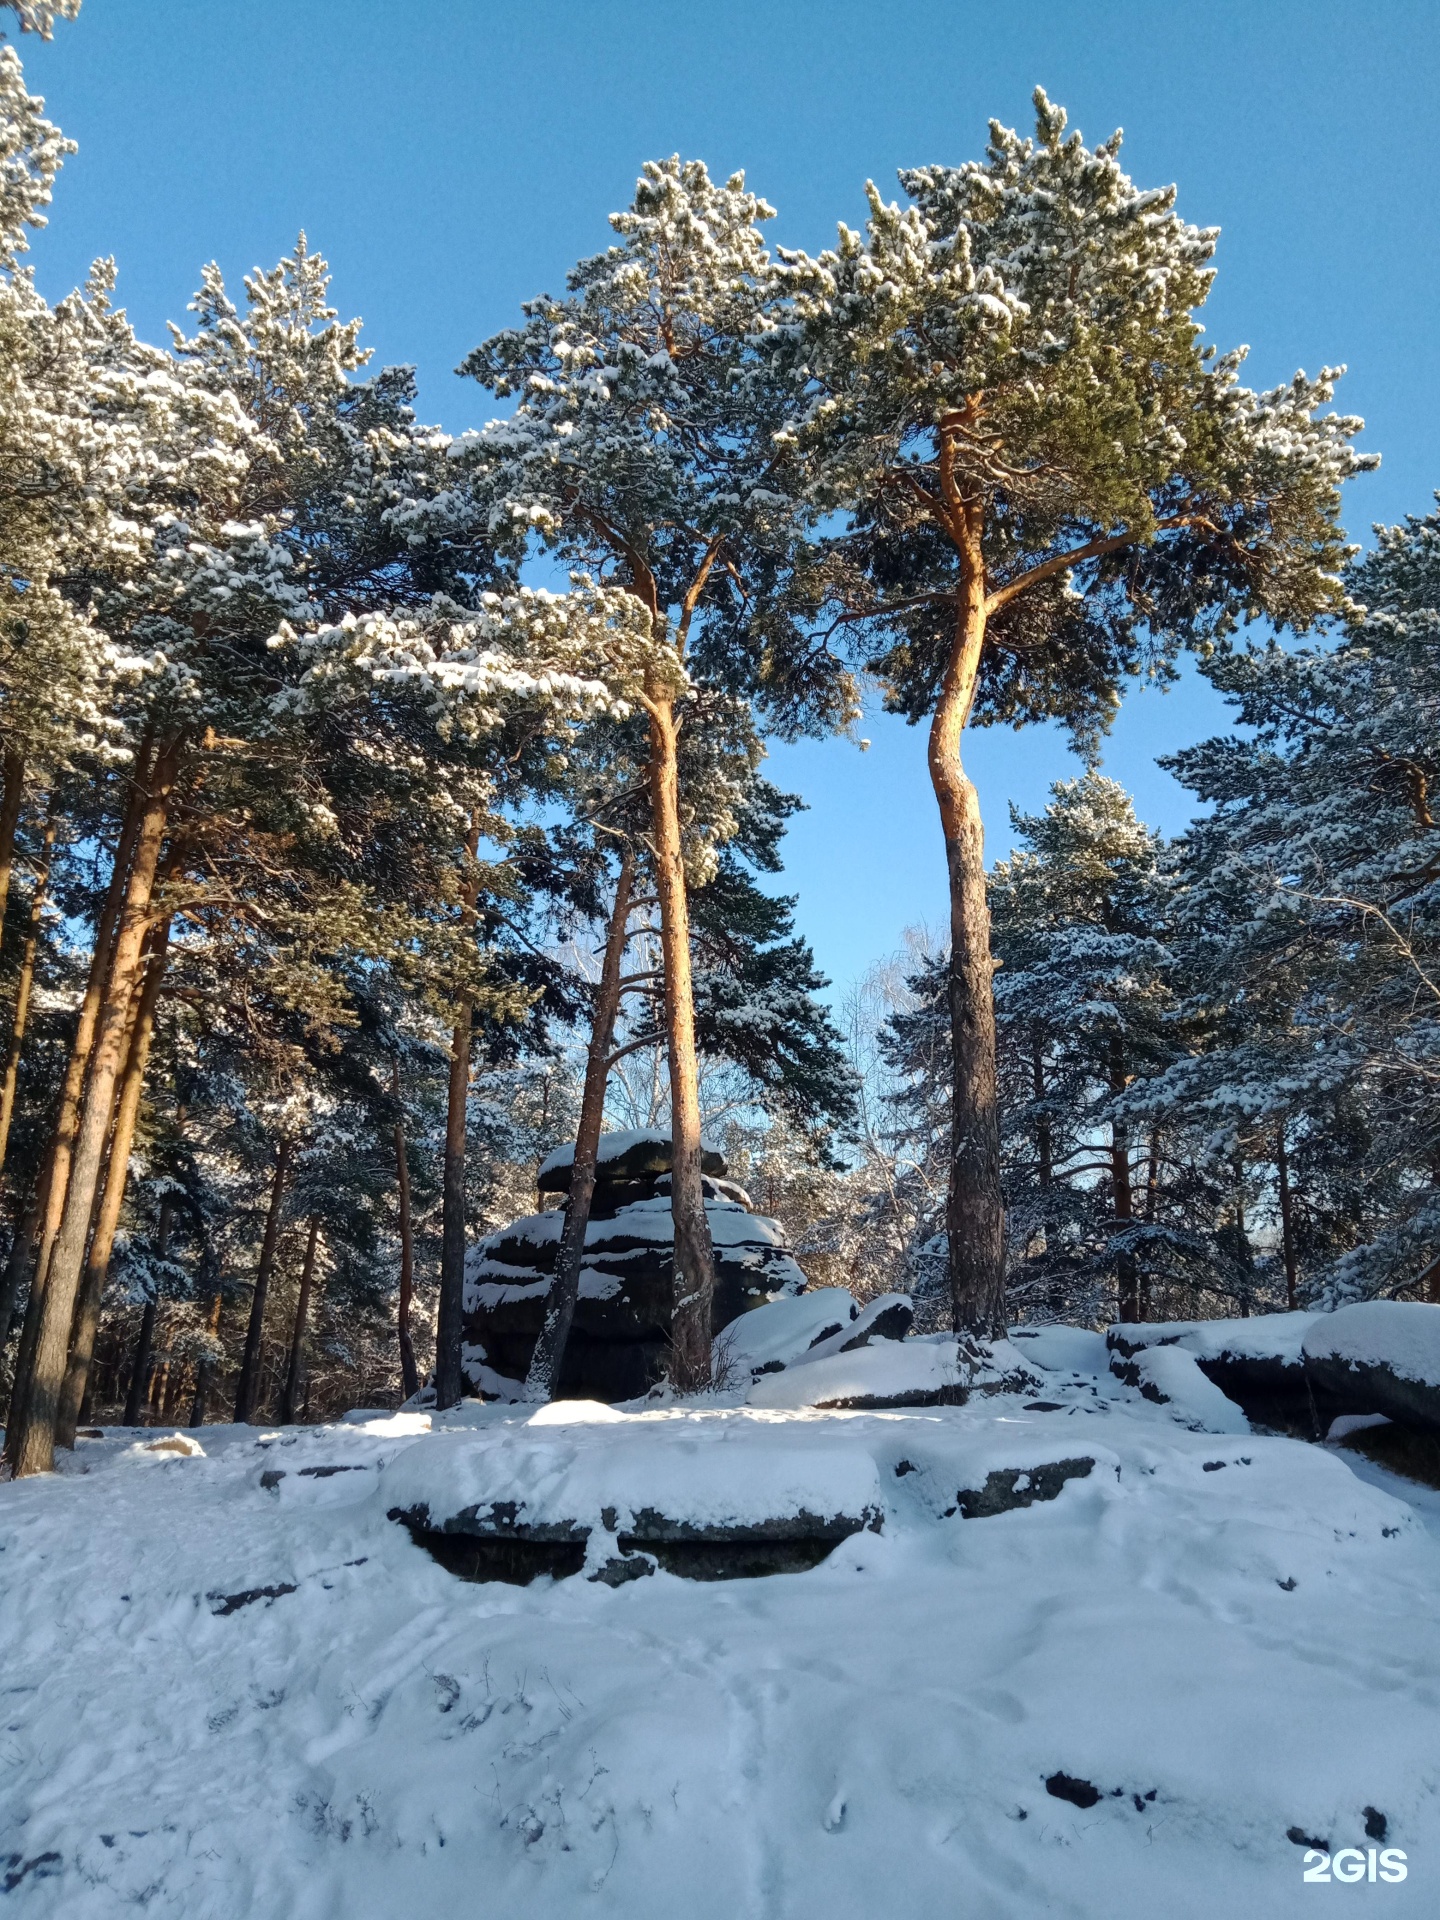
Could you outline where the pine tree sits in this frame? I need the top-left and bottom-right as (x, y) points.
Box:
(776, 88), (1375, 1336)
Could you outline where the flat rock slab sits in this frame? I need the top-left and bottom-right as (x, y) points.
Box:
(1303, 1301), (1440, 1432)
(956, 1458), (1095, 1518)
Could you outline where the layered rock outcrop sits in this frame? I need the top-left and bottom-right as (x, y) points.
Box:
(461, 1129), (806, 1402)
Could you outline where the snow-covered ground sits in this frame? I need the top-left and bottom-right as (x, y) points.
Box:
(4, 1349), (1439, 1917)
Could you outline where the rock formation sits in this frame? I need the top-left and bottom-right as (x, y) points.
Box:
(461, 1129), (807, 1401)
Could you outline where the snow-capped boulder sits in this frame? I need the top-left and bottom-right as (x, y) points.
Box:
(1302, 1301), (1440, 1432)
(383, 1421), (884, 1584)
(1109, 1344), (1251, 1434)
(463, 1136), (807, 1402)
(537, 1127), (727, 1193)
(1107, 1313), (1317, 1431)
(720, 1288), (914, 1381)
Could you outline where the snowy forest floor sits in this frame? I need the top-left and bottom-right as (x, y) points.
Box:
(4, 1354), (1440, 1919)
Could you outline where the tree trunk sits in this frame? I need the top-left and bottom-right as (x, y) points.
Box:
(190, 1255), (224, 1427)
(1108, 1036), (1138, 1323)
(54, 915), (173, 1449)
(5, 742), (156, 1458)
(0, 812), (55, 1177)
(122, 1199), (171, 1427)
(1032, 1032), (1052, 1192)
(10, 743), (176, 1477)
(0, 748), (25, 956)
(0, 1197), (38, 1366)
(527, 843), (634, 1400)
(280, 1216), (320, 1425)
(648, 696), (716, 1386)
(434, 816), (482, 1411)
(928, 566), (1005, 1338)
(233, 1136), (292, 1424)
(1276, 1123), (1299, 1312)
(392, 1064), (419, 1403)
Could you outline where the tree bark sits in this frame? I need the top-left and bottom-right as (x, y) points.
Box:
(122, 1198), (171, 1427)
(527, 843), (634, 1400)
(648, 696), (717, 1386)
(6, 741), (156, 1452)
(0, 811), (55, 1177)
(54, 915), (172, 1449)
(10, 743), (176, 1477)
(280, 1215), (320, 1425)
(434, 815), (483, 1411)
(189, 1253), (224, 1427)
(392, 1064), (419, 1403)
(233, 1135), (292, 1425)
(1276, 1123), (1299, 1312)
(928, 551), (1005, 1338)
(1108, 1036), (1139, 1323)
(0, 748), (25, 956)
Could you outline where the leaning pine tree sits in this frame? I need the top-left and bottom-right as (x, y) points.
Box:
(778, 87), (1375, 1336)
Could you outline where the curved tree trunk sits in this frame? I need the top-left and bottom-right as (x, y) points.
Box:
(280, 1216), (321, 1425)
(392, 1064), (419, 1403)
(54, 915), (172, 1449)
(10, 743), (176, 1478)
(434, 816), (482, 1411)
(527, 843), (634, 1401)
(928, 563), (1005, 1339)
(233, 1137), (292, 1423)
(0, 811), (55, 1177)
(648, 697), (716, 1387)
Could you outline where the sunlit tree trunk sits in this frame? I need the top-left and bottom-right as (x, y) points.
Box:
(648, 696), (716, 1385)
(11, 743), (177, 1478)
(54, 915), (172, 1449)
(0, 749), (25, 956)
(434, 816), (482, 1411)
(928, 531), (1005, 1338)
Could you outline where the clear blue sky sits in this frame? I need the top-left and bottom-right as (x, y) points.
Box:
(18, 0), (1439, 996)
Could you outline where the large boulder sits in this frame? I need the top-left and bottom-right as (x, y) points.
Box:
(462, 1136), (807, 1402)
(1302, 1301), (1440, 1433)
(1107, 1313), (1319, 1433)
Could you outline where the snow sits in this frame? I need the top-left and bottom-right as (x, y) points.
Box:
(1303, 1301), (1440, 1387)
(1110, 1312), (1317, 1364)
(1126, 1346), (1253, 1435)
(717, 1287), (857, 1374)
(747, 1338), (966, 1409)
(537, 1128), (710, 1180)
(1008, 1324), (1110, 1374)
(5, 1343), (1440, 1917)
(798, 1293), (912, 1365)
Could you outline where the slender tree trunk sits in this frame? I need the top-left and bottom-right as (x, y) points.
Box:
(5, 742), (155, 1458)
(280, 1216), (320, 1425)
(1107, 1036), (1138, 1323)
(1233, 1155), (1252, 1317)
(434, 817), (482, 1411)
(10, 743), (176, 1478)
(528, 844), (634, 1400)
(190, 1254), (224, 1427)
(928, 556), (1005, 1338)
(648, 696), (716, 1386)
(1276, 1123), (1299, 1313)
(54, 916), (172, 1449)
(1032, 1032), (1052, 1193)
(0, 748), (25, 955)
(0, 812), (56, 1177)
(1139, 1126), (1161, 1322)
(233, 1135), (291, 1424)
(122, 1199), (171, 1427)
(0, 1196), (38, 1366)
(392, 1064), (419, 1402)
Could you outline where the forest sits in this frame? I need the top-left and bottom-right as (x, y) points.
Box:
(2, 0), (1434, 1483)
